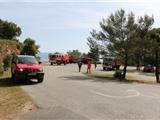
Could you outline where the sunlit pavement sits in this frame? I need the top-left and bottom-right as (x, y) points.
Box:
(19, 64), (160, 120)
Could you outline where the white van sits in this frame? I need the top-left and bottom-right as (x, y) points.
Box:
(102, 57), (115, 70)
(102, 57), (121, 70)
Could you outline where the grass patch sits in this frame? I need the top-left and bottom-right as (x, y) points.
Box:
(0, 70), (34, 120)
(125, 75), (156, 84)
(0, 39), (19, 45)
(83, 70), (157, 84)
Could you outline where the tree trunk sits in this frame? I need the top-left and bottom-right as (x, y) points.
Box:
(155, 49), (159, 83)
(122, 53), (128, 79)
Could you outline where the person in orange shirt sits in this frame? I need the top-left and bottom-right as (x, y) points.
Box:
(87, 61), (92, 73)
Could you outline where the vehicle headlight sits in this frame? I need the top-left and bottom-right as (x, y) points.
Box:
(39, 68), (43, 72)
(19, 68), (23, 72)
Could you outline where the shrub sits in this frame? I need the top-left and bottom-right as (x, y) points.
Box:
(0, 63), (4, 76)
(114, 70), (123, 79)
(3, 54), (12, 71)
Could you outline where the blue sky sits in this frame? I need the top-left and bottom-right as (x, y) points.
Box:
(0, 0), (160, 53)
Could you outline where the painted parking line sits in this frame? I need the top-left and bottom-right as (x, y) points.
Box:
(90, 89), (140, 99)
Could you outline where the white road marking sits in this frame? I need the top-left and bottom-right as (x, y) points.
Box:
(90, 89), (140, 99)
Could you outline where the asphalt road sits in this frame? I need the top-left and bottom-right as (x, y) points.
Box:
(19, 64), (160, 120)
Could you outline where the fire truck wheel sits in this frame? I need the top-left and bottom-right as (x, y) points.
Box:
(57, 61), (61, 65)
(103, 67), (106, 71)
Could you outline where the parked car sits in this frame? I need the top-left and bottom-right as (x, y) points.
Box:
(11, 55), (44, 83)
(143, 64), (154, 72)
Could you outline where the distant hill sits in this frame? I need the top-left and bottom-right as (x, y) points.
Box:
(37, 52), (49, 62)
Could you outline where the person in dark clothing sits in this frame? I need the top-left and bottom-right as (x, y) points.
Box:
(94, 61), (97, 69)
(78, 61), (82, 72)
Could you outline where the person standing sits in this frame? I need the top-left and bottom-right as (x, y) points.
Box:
(94, 61), (97, 69)
(87, 61), (92, 73)
(78, 61), (82, 72)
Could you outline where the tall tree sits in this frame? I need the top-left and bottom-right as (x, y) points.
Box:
(0, 19), (21, 39)
(87, 36), (99, 61)
(149, 28), (160, 83)
(133, 15), (154, 70)
(89, 9), (137, 79)
(89, 29), (108, 56)
(21, 38), (39, 56)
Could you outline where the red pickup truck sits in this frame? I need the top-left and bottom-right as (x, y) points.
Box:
(11, 55), (44, 83)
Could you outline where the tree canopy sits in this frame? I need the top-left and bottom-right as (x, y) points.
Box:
(87, 36), (99, 61)
(21, 38), (39, 56)
(132, 15), (154, 69)
(149, 28), (160, 82)
(88, 9), (138, 78)
(67, 50), (82, 58)
(87, 9), (155, 79)
(0, 19), (21, 39)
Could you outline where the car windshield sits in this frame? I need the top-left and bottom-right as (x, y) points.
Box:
(17, 56), (38, 64)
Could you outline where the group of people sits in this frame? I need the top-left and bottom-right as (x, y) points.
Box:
(78, 61), (97, 73)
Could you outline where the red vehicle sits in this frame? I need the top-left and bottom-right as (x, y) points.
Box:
(69, 55), (77, 63)
(81, 57), (93, 64)
(49, 53), (70, 65)
(11, 55), (44, 83)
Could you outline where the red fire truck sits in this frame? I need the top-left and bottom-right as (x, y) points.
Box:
(69, 56), (77, 63)
(49, 53), (70, 65)
(81, 57), (93, 64)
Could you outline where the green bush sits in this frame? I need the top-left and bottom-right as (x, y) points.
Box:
(0, 63), (4, 76)
(114, 70), (123, 79)
(3, 54), (12, 71)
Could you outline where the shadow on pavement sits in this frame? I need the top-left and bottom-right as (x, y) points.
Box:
(60, 74), (134, 84)
(42, 62), (68, 67)
(60, 75), (90, 81)
(0, 77), (38, 87)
